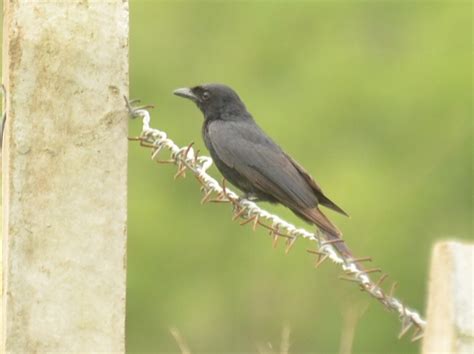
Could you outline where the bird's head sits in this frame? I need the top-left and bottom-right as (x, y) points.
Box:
(173, 83), (249, 121)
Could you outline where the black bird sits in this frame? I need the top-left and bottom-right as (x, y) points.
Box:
(174, 83), (352, 258)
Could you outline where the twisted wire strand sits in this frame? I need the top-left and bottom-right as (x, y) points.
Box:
(128, 102), (426, 341)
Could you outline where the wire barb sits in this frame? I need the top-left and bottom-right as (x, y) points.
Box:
(350, 256), (373, 264)
(314, 254), (329, 268)
(127, 99), (427, 341)
(411, 326), (424, 342)
(361, 268), (382, 275)
(272, 233), (280, 249)
(398, 316), (413, 339)
(232, 207), (248, 221)
(201, 189), (213, 204)
(285, 237), (297, 254)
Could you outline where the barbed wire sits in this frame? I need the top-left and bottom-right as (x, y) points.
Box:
(126, 98), (426, 342)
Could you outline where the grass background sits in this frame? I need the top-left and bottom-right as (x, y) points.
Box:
(127, 1), (471, 353)
(1, 0), (472, 353)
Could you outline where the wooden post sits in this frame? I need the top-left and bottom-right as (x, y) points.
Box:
(422, 241), (474, 354)
(1, 1), (128, 352)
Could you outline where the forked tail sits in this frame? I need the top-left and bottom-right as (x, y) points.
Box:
(297, 206), (355, 259)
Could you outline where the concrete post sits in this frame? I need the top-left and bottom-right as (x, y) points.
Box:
(1, 1), (128, 352)
(422, 241), (474, 354)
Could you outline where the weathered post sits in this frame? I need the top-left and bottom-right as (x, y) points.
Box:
(1, 1), (129, 352)
(422, 241), (474, 354)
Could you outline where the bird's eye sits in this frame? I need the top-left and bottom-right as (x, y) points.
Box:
(202, 91), (210, 101)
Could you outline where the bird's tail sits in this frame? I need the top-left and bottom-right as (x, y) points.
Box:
(297, 206), (354, 259)
(320, 229), (354, 260)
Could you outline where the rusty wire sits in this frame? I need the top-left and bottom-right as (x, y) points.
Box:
(126, 98), (426, 341)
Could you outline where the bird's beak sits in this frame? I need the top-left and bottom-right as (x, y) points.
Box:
(173, 87), (198, 101)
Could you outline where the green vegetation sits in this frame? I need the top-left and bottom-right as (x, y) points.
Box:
(129, 1), (471, 353)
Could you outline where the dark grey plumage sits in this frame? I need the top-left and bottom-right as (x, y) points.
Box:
(174, 83), (352, 257)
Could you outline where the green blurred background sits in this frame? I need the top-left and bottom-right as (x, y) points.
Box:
(2, 0), (472, 353)
(127, 1), (472, 353)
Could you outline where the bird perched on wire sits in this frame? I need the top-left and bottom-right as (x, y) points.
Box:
(174, 83), (352, 258)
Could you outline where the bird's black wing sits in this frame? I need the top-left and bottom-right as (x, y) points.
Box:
(283, 153), (349, 216)
(207, 120), (318, 210)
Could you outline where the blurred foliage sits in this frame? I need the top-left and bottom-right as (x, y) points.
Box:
(127, 1), (471, 353)
(1, 0), (471, 353)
